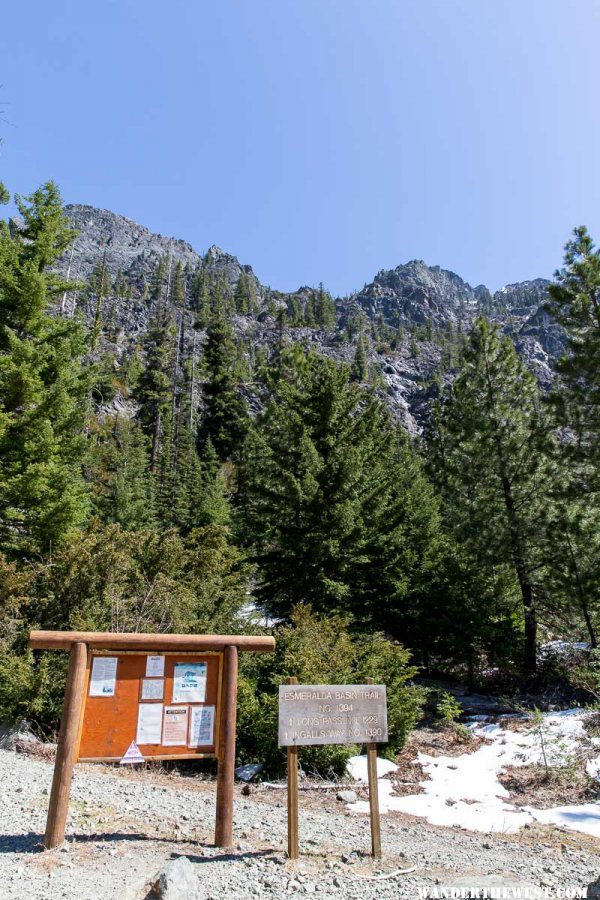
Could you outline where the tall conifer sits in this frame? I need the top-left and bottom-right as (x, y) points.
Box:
(427, 318), (553, 674)
(0, 182), (90, 555)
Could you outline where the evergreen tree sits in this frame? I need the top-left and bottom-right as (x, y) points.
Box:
(134, 303), (175, 471)
(350, 329), (369, 383)
(170, 260), (186, 308)
(196, 438), (231, 527)
(88, 251), (111, 350)
(191, 266), (211, 327)
(547, 227), (600, 487)
(427, 318), (554, 674)
(240, 347), (440, 625)
(149, 254), (167, 306)
(85, 416), (154, 531)
(0, 182), (90, 555)
(198, 312), (249, 460)
(234, 272), (254, 315)
(543, 229), (600, 644)
(313, 283), (336, 329)
(543, 491), (600, 647)
(170, 420), (206, 532)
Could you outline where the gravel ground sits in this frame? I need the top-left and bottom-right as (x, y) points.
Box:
(1, 748), (600, 899)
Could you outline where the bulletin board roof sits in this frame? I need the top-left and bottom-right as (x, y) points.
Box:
(29, 630), (275, 653)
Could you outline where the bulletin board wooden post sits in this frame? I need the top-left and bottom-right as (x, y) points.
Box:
(29, 631), (275, 851)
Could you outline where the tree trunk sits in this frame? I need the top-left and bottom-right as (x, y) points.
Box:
(151, 410), (161, 474)
(501, 474), (538, 675)
(565, 530), (597, 648)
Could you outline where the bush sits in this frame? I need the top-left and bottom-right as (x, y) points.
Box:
(0, 650), (68, 732)
(435, 691), (463, 727)
(236, 604), (426, 776)
(0, 525), (253, 732)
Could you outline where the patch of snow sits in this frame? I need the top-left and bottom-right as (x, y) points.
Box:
(346, 755), (398, 783)
(527, 804), (600, 839)
(346, 708), (600, 840)
(538, 640), (589, 659)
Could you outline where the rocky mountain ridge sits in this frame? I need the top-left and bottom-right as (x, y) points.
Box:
(54, 204), (563, 433)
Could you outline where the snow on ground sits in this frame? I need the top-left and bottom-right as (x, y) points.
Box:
(347, 709), (600, 840)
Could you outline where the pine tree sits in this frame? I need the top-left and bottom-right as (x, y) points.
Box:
(547, 227), (600, 486)
(313, 283), (336, 329)
(350, 329), (369, 383)
(0, 182), (90, 555)
(427, 318), (554, 674)
(543, 228), (600, 644)
(543, 491), (600, 647)
(234, 272), (253, 315)
(149, 254), (167, 307)
(170, 260), (186, 308)
(240, 347), (440, 624)
(191, 266), (211, 327)
(85, 416), (154, 530)
(196, 438), (231, 527)
(134, 303), (175, 472)
(89, 251), (111, 350)
(170, 421), (205, 532)
(198, 312), (249, 460)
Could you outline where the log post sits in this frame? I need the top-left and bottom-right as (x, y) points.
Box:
(287, 676), (299, 860)
(214, 644), (238, 847)
(44, 641), (88, 850)
(366, 677), (382, 858)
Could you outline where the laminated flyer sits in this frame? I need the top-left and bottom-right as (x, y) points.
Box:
(141, 678), (164, 701)
(89, 656), (118, 697)
(188, 706), (215, 747)
(136, 703), (163, 745)
(172, 662), (207, 703)
(162, 706), (189, 746)
(146, 655), (165, 677)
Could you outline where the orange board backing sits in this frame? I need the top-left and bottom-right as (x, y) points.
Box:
(78, 651), (221, 761)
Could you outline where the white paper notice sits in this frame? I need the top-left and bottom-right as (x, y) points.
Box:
(136, 703), (163, 745)
(89, 656), (118, 697)
(188, 706), (215, 747)
(162, 706), (189, 746)
(146, 655), (165, 677)
(141, 678), (164, 701)
(172, 662), (207, 703)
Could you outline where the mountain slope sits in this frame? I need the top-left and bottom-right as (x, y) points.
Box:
(54, 204), (562, 433)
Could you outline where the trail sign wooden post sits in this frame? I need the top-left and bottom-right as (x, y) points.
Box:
(29, 631), (275, 850)
(278, 680), (388, 860)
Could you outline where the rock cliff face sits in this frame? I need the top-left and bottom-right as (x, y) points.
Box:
(55, 204), (562, 434)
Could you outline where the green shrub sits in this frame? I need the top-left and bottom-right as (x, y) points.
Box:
(236, 604), (426, 776)
(435, 691), (463, 727)
(0, 649), (67, 732)
(454, 722), (472, 743)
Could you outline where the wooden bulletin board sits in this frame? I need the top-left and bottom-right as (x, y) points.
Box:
(78, 651), (222, 762)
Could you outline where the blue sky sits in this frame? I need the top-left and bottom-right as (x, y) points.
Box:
(1, 0), (599, 294)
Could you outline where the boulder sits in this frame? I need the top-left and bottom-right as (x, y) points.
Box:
(234, 763), (263, 782)
(152, 856), (198, 899)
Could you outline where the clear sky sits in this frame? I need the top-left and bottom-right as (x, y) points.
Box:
(1, 0), (599, 295)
